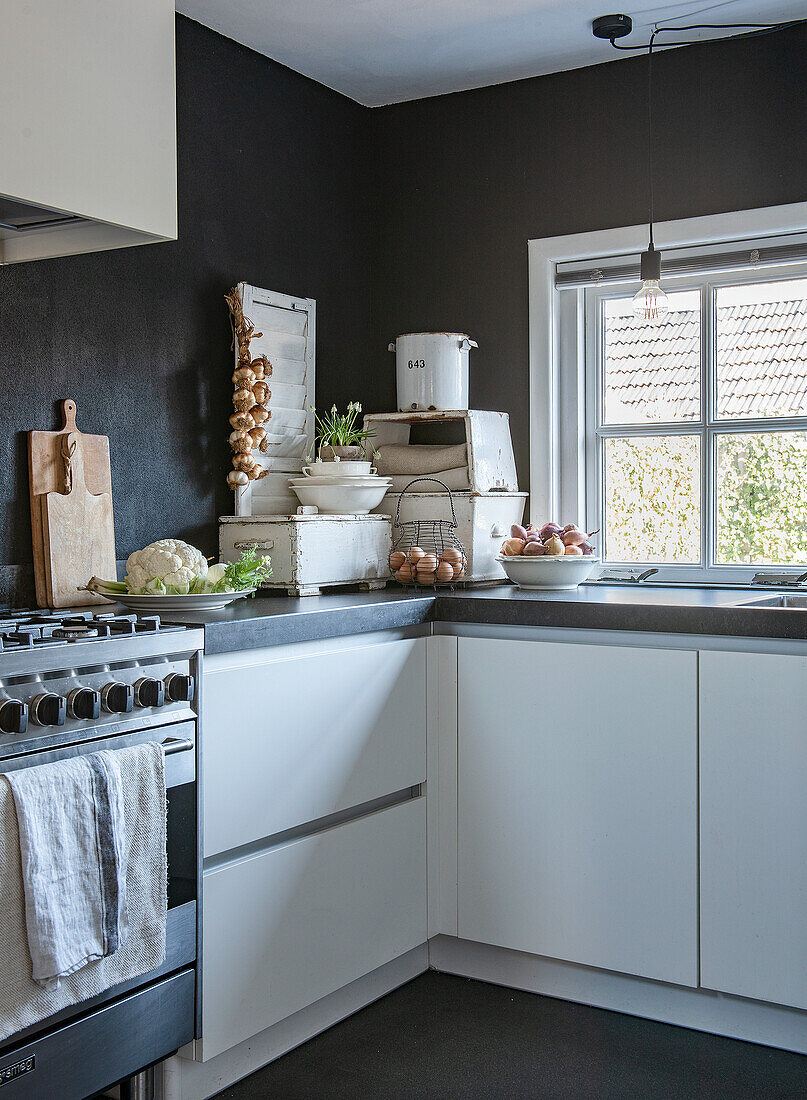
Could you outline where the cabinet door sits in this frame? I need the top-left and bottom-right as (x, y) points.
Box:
(457, 637), (698, 986)
(201, 797), (426, 1060)
(700, 650), (807, 1009)
(203, 637), (426, 857)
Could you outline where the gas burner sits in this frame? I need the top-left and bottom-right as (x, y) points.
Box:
(51, 624), (102, 641)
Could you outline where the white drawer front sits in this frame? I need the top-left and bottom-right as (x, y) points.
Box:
(201, 797), (427, 1060)
(203, 637), (427, 857)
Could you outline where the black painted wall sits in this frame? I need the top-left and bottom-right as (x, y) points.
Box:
(371, 24), (807, 501)
(1, 18), (805, 572)
(0, 15), (373, 566)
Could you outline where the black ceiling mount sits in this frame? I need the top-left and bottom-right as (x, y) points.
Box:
(592, 14), (633, 41)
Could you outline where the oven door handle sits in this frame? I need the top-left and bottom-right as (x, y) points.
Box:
(161, 736), (194, 756)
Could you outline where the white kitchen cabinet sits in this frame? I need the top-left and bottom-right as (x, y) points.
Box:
(203, 636), (427, 857)
(700, 650), (807, 1010)
(201, 796), (427, 1060)
(457, 637), (698, 986)
(1, 0), (176, 262)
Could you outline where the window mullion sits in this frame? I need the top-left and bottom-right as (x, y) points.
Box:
(703, 280), (714, 570)
(595, 423), (703, 439)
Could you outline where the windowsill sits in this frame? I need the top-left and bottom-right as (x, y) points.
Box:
(584, 577), (806, 592)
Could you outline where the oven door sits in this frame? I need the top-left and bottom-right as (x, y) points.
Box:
(0, 722), (198, 1095)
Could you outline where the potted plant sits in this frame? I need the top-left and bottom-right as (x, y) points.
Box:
(313, 402), (375, 462)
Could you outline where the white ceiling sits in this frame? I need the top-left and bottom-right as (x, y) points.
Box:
(177, 1), (805, 106)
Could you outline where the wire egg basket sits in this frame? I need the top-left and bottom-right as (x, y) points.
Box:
(388, 479), (468, 588)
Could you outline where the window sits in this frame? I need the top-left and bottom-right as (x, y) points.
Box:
(530, 204), (807, 584)
(586, 271), (807, 580)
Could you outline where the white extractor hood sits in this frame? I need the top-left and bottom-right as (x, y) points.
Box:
(1, 0), (177, 264)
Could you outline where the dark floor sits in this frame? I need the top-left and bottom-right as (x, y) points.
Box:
(214, 972), (807, 1099)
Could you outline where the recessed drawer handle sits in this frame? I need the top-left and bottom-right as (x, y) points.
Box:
(162, 737), (194, 756)
(233, 539), (274, 551)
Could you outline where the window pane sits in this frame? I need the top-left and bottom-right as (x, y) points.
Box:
(603, 290), (701, 424)
(716, 431), (807, 564)
(603, 436), (701, 563)
(716, 278), (807, 419)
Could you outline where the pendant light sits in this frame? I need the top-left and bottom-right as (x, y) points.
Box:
(632, 29), (669, 321)
(593, 15), (800, 321)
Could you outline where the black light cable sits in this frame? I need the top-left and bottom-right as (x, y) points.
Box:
(593, 16), (804, 51)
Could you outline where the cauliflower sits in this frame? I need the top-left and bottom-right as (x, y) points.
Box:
(125, 540), (208, 594)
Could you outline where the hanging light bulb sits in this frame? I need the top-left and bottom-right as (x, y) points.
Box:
(631, 29), (668, 323)
(632, 242), (669, 320)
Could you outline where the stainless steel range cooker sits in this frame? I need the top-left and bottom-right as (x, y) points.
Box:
(0, 608), (204, 1100)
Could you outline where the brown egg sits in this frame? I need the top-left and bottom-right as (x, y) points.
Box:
(416, 571), (435, 585)
(395, 564), (414, 582)
(416, 553), (438, 574)
(435, 562), (454, 582)
(441, 547), (462, 564)
(389, 551), (406, 570)
(408, 546), (425, 564)
(452, 563), (465, 579)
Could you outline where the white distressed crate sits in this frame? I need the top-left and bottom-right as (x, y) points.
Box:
(363, 409), (518, 493)
(220, 514), (392, 597)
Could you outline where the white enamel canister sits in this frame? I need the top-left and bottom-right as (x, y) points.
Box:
(389, 332), (477, 411)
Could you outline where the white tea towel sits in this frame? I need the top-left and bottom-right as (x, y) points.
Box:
(373, 443), (467, 476)
(0, 742), (167, 1039)
(6, 749), (128, 988)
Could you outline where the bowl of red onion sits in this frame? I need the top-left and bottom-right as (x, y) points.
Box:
(497, 522), (599, 591)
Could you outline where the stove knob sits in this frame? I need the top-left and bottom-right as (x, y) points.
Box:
(67, 687), (102, 721)
(164, 672), (195, 703)
(0, 700), (28, 735)
(30, 693), (67, 727)
(102, 681), (134, 714)
(134, 677), (165, 708)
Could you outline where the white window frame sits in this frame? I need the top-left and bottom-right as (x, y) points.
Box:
(528, 201), (807, 583)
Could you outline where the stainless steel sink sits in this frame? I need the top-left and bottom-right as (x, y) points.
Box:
(736, 595), (807, 609)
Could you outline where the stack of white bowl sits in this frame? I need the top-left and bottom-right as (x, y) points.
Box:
(289, 459), (392, 514)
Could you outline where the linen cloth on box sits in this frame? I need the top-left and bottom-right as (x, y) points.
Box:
(373, 443), (467, 477)
(6, 749), (128, 988)
(387, 467), (470, 493)
(0, 742), (167, 1041)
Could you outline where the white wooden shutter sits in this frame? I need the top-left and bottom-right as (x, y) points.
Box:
(233, 283), (315, 517)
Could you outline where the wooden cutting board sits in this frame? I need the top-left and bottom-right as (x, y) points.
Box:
(29, 400), (116, 608)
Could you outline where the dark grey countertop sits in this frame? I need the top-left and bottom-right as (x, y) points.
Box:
(166, 590), (436, 654)
(163, 583), (807, 654)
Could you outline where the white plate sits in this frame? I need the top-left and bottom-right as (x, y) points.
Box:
(95, 589), (256, 612)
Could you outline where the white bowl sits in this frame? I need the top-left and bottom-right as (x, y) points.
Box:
(303, 460), (374, 477)
(291, 480), (390, 514)
(496, 554), (599, 591)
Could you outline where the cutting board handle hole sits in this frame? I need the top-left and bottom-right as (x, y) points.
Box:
(60, 399), (78, 431)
